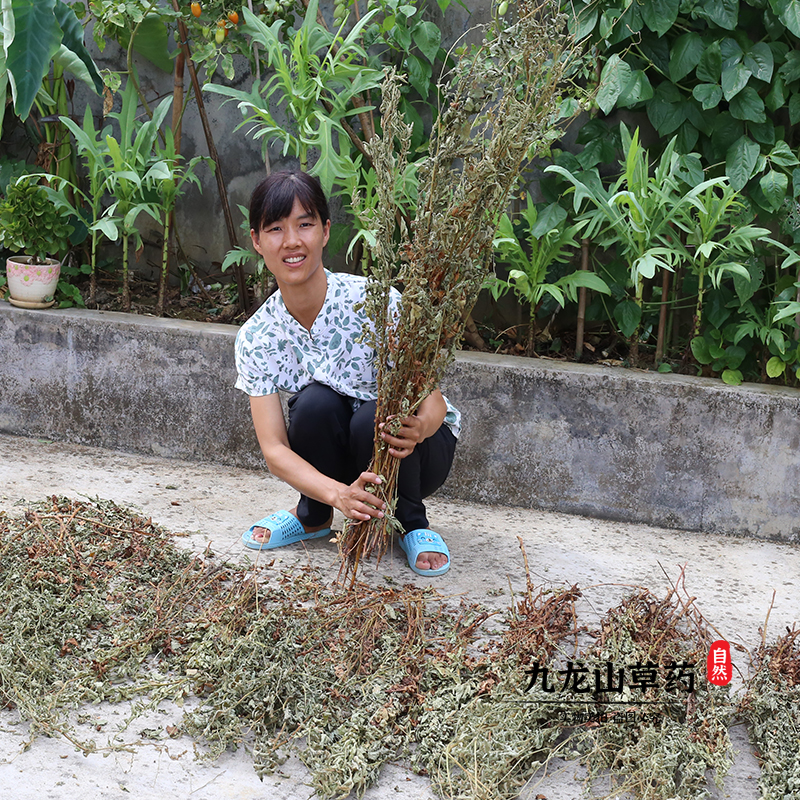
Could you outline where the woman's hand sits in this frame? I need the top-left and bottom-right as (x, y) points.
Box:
(334, 471), (387, 521)
(379, 415), (426, 459)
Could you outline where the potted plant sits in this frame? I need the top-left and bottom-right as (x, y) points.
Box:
(0, 179), (73, 308)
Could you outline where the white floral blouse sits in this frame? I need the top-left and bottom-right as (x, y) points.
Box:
(234, 270), (461, 437)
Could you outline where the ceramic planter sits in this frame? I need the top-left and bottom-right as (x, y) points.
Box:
(5, 256), (61, 308)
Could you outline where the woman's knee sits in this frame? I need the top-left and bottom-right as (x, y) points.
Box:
(287, 383), (351, 445)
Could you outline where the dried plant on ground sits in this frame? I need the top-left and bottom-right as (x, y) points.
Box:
(739, 626), (800, 800)
(577, 571), (733, 800)
(339, 0), (586, 574)
(0, 498), (752, 800)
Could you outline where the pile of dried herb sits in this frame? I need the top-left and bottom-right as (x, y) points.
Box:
(340, 0), (586, 572)
(0, 497), (774, 800)
(740, 626), (800, 799)
(577, 578), (733, 800)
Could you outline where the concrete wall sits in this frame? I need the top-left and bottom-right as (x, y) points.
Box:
(1, 304), (799, 541)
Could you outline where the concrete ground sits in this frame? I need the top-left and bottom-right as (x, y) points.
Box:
(0, 432), (796, 800)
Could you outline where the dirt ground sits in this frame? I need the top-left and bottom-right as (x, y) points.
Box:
(0, 433), (797, 800)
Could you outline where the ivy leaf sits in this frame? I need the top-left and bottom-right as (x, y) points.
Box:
(693, 83), (723, 109)
(404, 53), (432, 100)
(759, 169), (789, 210)
(412, 21), (441, 64)
(676, 121), (699, 152)
(733, 259), (764, 304)
(703, 0), (740, 29)
(613, 299), (641, 339)
(729, 86), (766, 122)
(569, 6), (598, 40)
(789, 92), (800, 124)
(647, 81), (684, 134)
(641, 0), (680, 36)
(775, 0), (800, 36)
(596, 54), (632, 114)
(743, 42), (774, 82)
(697, 41), (722, 83)
(721, 369), (743, 385)
(765, 74), (786, 111)
(769, 140), (800, 167)
(726, 135), (761, 190)
(778, 49), (800, 83)
(530, 204), (567, 238)
(721, 63), (752, 100)
(617, 70), (654, 107)
(670, 32), (705, 82)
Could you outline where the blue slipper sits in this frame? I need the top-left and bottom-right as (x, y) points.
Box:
(242, 510), (331, 550)
(399, 529), (451, 577)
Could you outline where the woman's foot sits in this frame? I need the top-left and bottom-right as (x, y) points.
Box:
(250, 506), (332, 545)
(399, 529), (450, 577)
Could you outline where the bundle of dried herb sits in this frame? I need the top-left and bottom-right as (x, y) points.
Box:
(740, 626), (800, 800)
(339, 0), (585, 574)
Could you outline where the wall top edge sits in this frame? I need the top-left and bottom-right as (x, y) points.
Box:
(3, 302), (799, 403)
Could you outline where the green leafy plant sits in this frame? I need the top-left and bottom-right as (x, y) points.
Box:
(571, 0), (800, 218)
(0, 179), (73, 263)
(546, 125), (705, 363)
(103, 80), (173, 311)
(42, 106), (120, 306)
(205, 0), (383, 195)
(150, 129), (212, 315)
(0, 0), (103, 134)
(486, 197), (609, 354)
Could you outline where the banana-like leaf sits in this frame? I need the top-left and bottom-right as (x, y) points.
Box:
(7, 0), (61, 120)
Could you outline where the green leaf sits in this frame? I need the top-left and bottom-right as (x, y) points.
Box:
(657, 362), (673, 372)
(790, 92), (800, 124)
(529, 203), (567, 238)
(729, 86), (766, 122)
(703, 0), (740, 29)
(693, 83), (723, 110)
(721, 63), (752, 101)
(721, 368), (743, 385)
(669, 32), (704, 82)
(743, 42), (774, 82)
(776, 0), (800, 36)
(691, 336), (713, 364)
(53, 0), (103, 93)
(697, 41), (722, 83)
(759, 169), (789, 210)
(596, 54), (631, 114)
(617, 69), (653, 107)
(412, 20), (441, 63)
(780, 49), (800, 83)
(765, 74), (786, 111)
(614, 299), (641, 338)
(733, 260), (763, 304)
(766, 355), (786, 377)
(570, 5), (598, 40)
(405, 53), (431, 99)
(327, 222), (352, 255)
(769, 139), (799, 167)
(647, 82), (684, 135)
(7, 0), (63, 121)
(726, 136), (761, 190)
(640, 0), (679, 36)
(117, 15), (174, 74)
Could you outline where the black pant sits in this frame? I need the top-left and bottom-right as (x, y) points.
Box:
(287, 382), (457, 532)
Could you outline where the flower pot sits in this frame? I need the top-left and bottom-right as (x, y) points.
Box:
(5, 256), (61, 309)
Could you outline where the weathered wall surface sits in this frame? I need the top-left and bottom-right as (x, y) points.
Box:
(2, 304), (798, 540)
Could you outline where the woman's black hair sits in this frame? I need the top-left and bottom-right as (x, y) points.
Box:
(249, 170), (330, 232)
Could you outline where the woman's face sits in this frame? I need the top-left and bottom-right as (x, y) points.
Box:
(250, 196), (331, 289)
